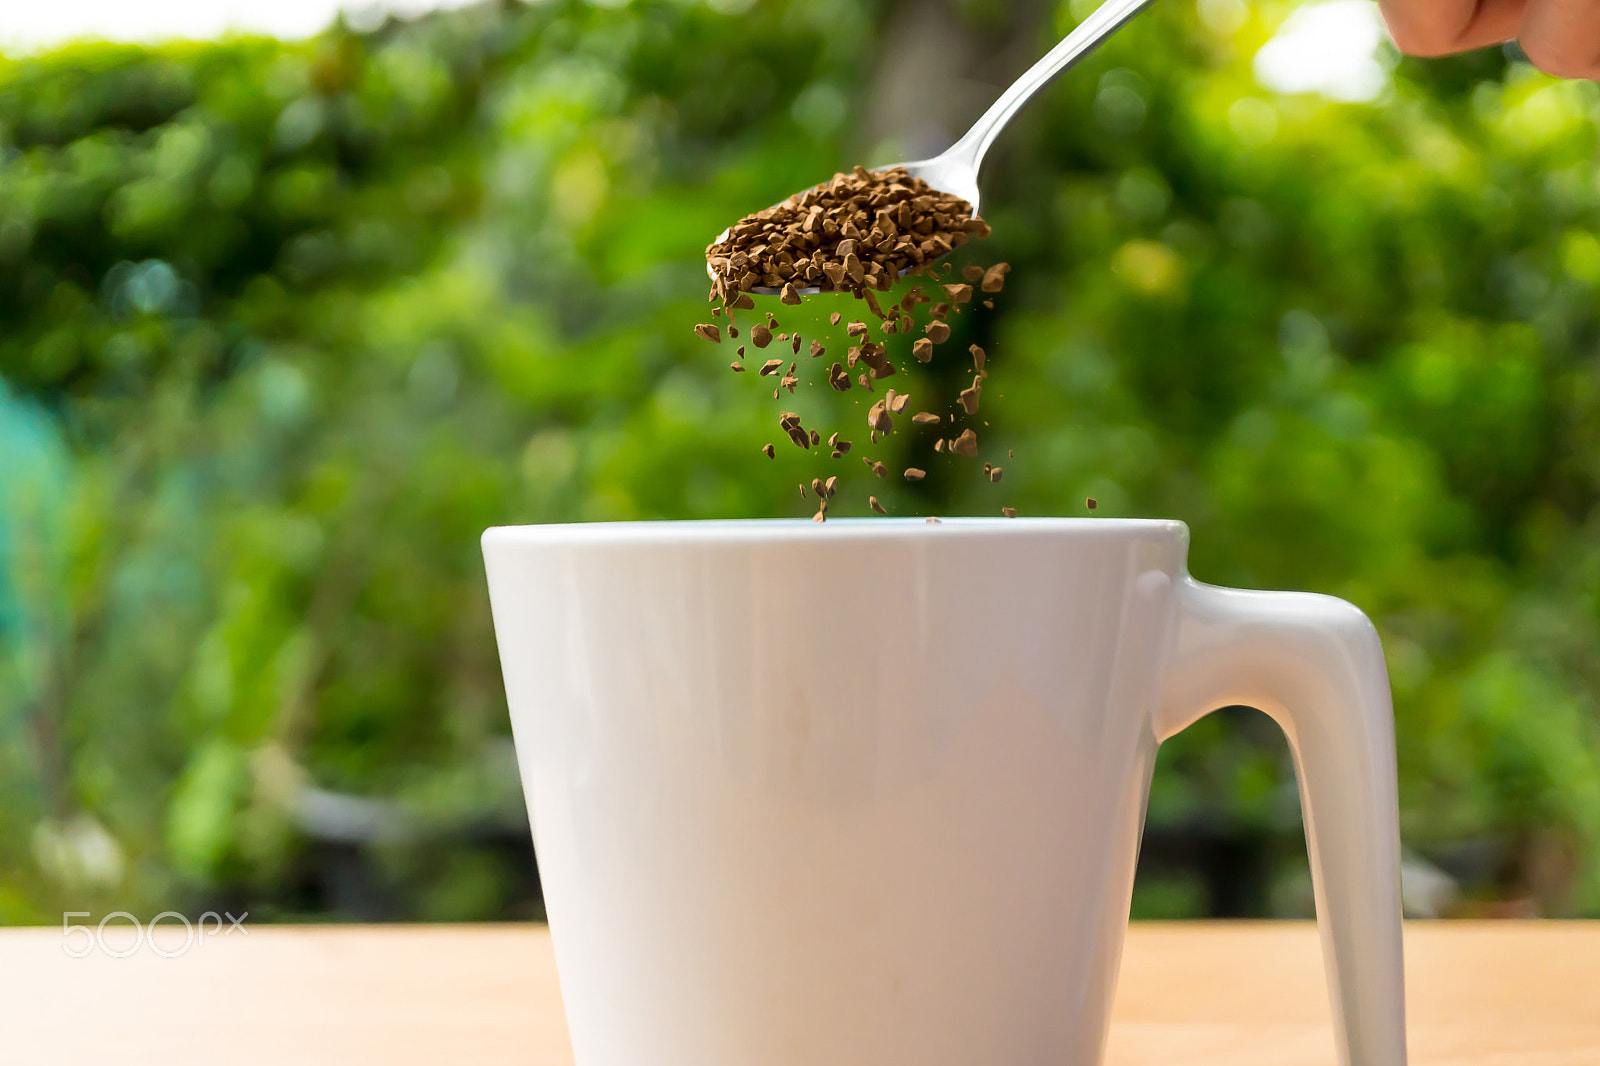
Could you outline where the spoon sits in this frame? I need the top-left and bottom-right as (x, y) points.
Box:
(717, 0), (1155, 295)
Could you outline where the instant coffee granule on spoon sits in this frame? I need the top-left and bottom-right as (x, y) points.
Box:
(705, 166), (989, 301)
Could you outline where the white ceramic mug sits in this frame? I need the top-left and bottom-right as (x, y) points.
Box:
(483, 518), (1406, 1066)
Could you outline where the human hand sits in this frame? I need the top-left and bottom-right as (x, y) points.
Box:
(1379, 0), (1600, 78)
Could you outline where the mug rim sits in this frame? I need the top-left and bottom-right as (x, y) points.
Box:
(483, 516), (1189, 548)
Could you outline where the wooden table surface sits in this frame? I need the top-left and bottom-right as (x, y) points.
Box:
(1, 922), (1594, 1064)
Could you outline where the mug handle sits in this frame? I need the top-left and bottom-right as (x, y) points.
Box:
(1155, 576), (1407, 1066)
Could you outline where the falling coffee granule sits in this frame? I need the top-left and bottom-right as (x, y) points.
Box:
(959, 379), (982, 416)
(943, 282), (973, 305)
(694, 323), (722, 343)
(824, 475), (838, 498)
(751, 325), (773, 348)
(912, 411), (940, 426)
(904, 468), (926, 481)
(1002, 506), (1017, 518)
(729, 361), (744, 372)
(962, 265), (984, 283)
(926, 321), (951, 344)
(951, 429), (978, 456)
(989, 466), (1003, 483)
(867, 399), (893, 434)
(869, 496), (888, 515)
(912, 338), (933, 363)
(1087, 497), (1098, 510)
(813, 500), (828, 523)
(760, 358), (784, 377)
(762, 444), (775, 458)
(925, 516), (941, 525)
(982, 263), (1011, 293)
(970, 344), (987, 375)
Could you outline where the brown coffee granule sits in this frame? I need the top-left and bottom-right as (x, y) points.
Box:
(862, 459), (888, 478)
(828, 362), (851, 391)
(912, 411), (940, 425)
(813, 500), (828, 523)
(781, 282), (802, 305)
(829, 312), (842, 326)
(1002, 506), (1017, 518)
(799, 482), (808, 499)
(810, 429), (821, 446)
(731, 292), (755, 311)
(869, 496), (888, 515)
(694, 323), (721, 343)
(779, 412), (812, 450)
(728, 325), (739, 338)
(766, 313), (778, 328)
(930, 302), (950, 321)
(912, 338), (933, 362)
(858, 372), (873, 391)
(886, 389), (911, 414)
(983, 299), (994, 309)
(762, 444), (775, 458)
(989, 466), (1003, 483)
(951, 429), (978, 456)
(962, 265), (985, 283)
(863, 288), (887, 319)
(777, 334), (789, 344)
(926, 516), (941, 525)
(780, 374), (798, 393)
(943, 283), (973, 304)
(847, 320), (869, 340)
(982, 263), (1010, 293)
(827, 431), (840, 449)
(1008, 449), (1014, 458)
(934, 438), (946, 452)
(792, 334), (803, 355)
(904, 467), (926, 481)
(752, 325), (773, 348)
(810, 339), (825, 359)
(811, 477), (824, 498)
(970, 344), (987, 375)
(759, 358), (784, 376)
(730, 361), (744, 372)
(959, 379), (981, 416)
(867, 399), (893, 434)
(1087, 497), (1098, 510)
(926, 321), (951, 344)
(824, 475), (838, 497)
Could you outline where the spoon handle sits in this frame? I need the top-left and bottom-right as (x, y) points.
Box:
(948, 0), (1158, 173)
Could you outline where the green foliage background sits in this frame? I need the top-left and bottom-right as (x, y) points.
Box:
(1, 0), (1598, 921)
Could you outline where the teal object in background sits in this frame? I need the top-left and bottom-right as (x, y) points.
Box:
(0, 377), (70, 713)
